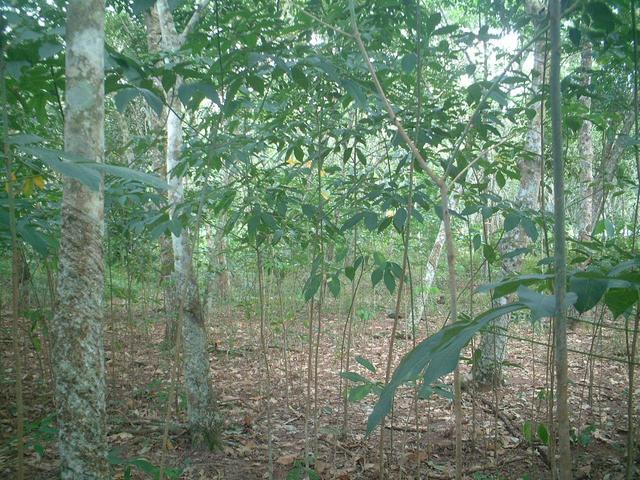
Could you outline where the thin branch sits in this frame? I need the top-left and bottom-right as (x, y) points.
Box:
(298, 8), (355, 38)
(179, 0), (213, 46)
(347, 1), (442, 188)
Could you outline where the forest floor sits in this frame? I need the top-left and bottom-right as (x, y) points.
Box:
(0, 302), (638, 479)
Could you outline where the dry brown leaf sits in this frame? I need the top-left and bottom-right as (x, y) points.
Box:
(276, 454), (297, 465)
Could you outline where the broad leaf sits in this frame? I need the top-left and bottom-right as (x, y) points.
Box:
(367, 302), (525, 434)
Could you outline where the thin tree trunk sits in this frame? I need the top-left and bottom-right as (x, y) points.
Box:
(593, 112), (635, 224)
(550, 0), (572, 474)
(144, 5), (175, 342)
(205, 218), (230, 318)
(52, 1), (108, 477)
(473, 0), (544, 386)
(155, 0), (220, 448)
(412, 219), (446, 324)
(577, 43), (594, 238)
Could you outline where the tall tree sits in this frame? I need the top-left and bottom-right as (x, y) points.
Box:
(51, 0), (108, 477)
(154, 0), (221, 448)
(144, 5), (176, 343)
(472, 0), (545, 386)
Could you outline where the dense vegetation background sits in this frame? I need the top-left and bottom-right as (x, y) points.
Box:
(1, 0), (639, 478)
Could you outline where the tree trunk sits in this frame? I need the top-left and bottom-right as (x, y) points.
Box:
(592, 112), (634, 224)
(412, 218), (446, 324)
(205, 219), (230, 319)
(156, 0), (220, 448)
(577, 43), (594, 239)
(51, 1), (108, 477)
(144, 5), (175, 343)
(472, 1), (544, 386)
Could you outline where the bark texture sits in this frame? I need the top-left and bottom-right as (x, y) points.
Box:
(472, 0), (544, 386)
(52, 1), (108, 477)
(144, 5), (175, 341)
(414, 221), (446, 322)
(156, 0), (221, 448)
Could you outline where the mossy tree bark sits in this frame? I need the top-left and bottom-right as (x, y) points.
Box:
(51, 0), (108, 477)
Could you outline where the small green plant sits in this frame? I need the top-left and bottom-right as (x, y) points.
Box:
(107, 449), (183, 479)
(355, 307), (374, 322)
(522, 420), (549, 445)
(571, 424), (596, 447)
(340, 356), (383, 402)
(287, 460), (320, 480)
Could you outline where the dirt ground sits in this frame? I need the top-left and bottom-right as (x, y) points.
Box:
(0, 304), (638, 479)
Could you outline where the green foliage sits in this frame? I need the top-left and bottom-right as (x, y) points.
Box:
(107, 449), (183, 480)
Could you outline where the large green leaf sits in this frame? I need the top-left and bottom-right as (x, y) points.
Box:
(367, 302), (525, 434)
(604, 287), (638, 318)
(23, 146), (101, 191)
(568, 273), (608, 314)
(84, 163), (168, 190)
(517, 286), (577, 322)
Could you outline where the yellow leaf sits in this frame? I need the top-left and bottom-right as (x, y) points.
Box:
(22, 177), (34, 196)
(385, 209), (394, 218)
(33, 175), (45, 189)
(321, 190), (329, 200)
(287, 156), (299, 166)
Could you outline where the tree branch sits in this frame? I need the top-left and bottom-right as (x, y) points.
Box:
(179, 0), (212, 47)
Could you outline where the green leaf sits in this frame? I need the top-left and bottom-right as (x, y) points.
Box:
(569, 274), (608, 314)
(341, 212), (365, 231)
(425, 12), (442, 33)
(371, 268), (383, 287)
(345, 266), (356, 281)
(290, 65), (309, 88)
(16, 222), (50, 256)
(521, 216), (538, 241)
(504, 212), (520, 232)
(393, 207), (407, 232)
(23, 146), (101, 191)
(340, 371), (368, 383)
(401, 52), (418, 73)
(383, 268), (396, 293)
(495, 171), (506, 188)
(342, 79), (367, 109)
(38, 42), (63, 59)
(367, 303), (526, 434)
(355, 355), (376, 373)
(85, 163), (168, 189)
(482, 244), (496, 263)
(303, 273), (321, 302)
(348, 384), (373, 402)
(478, 273), (553, 299)
(517, 286), (577, 322)
(328, 276), (341, 298)
(586, 2), (617, 32)
(178, 82), (220, 109)
(604, 287), (638, 318)
(472, 234), (482, 250)
(537, 423), (549, 445)
(523, 420), (533, 443)
(568, 27), (581, 48)
(364, 211), (379, 231)
(433, 24), (458, 36)
(8, 134), (43, 145)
